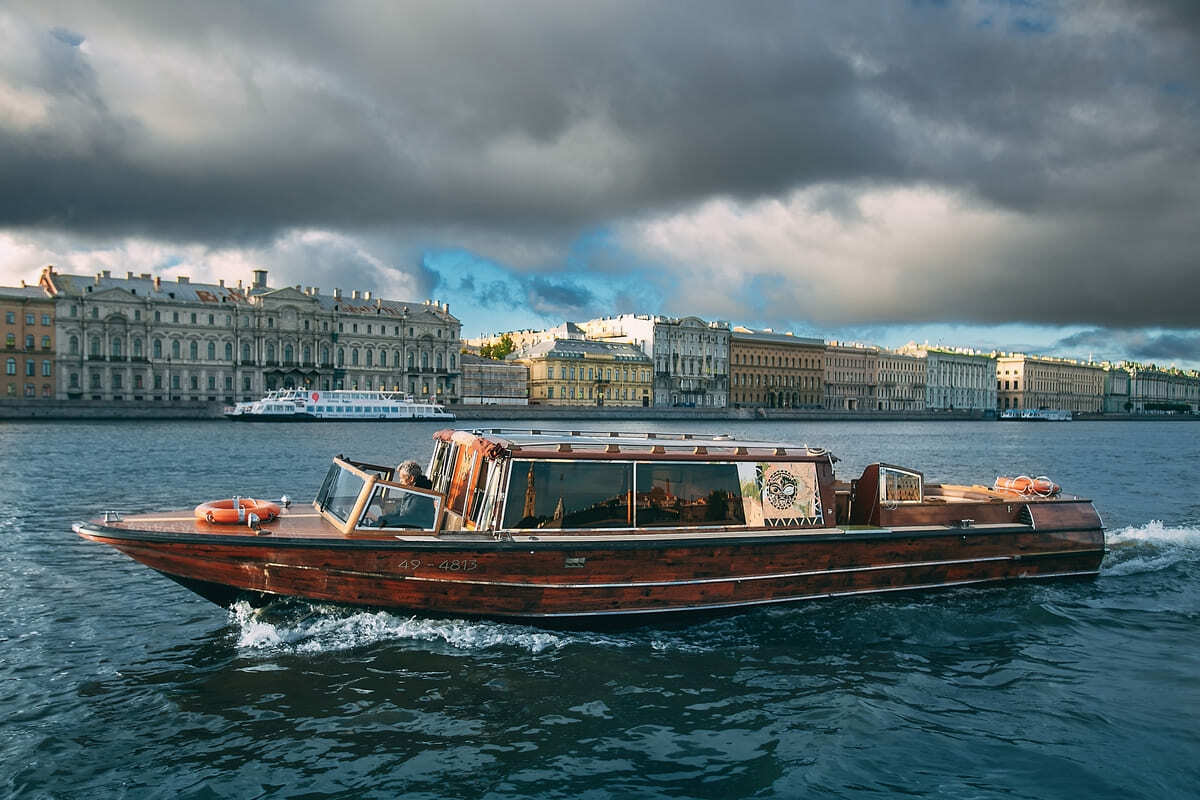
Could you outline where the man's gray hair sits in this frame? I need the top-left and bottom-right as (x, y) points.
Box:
(397, 460), (423, 478)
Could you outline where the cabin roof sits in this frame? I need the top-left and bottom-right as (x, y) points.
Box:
(438, 428), (835, 460)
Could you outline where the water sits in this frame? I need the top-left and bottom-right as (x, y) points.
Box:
(1, 420), (1197, 799)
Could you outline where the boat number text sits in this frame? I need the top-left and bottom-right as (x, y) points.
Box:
(394, 559), (479, 572)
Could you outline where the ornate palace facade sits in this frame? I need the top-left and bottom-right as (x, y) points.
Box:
(38, 266), (461, 403)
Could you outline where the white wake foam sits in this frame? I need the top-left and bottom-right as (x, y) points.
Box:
(229, 601), (590, 655)
(1103, 520), (1200, 577)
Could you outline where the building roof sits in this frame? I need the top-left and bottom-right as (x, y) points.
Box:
(730, 326), (823, 346)
(0, 285), (53, 301)
(511, 338), (651, 362)
(37, 267), (457, 324)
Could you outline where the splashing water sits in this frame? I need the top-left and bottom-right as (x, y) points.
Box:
(229, 600), (592, 655)
(1103, 520), (1200, 577)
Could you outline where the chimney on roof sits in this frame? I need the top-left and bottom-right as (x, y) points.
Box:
(444, 303), (450, 315)
(154, 276), (162, 290)
(102, 270), (111, 278)
(364, 291), (371, 301)
(126, 271), (133, 280)
(219, 279), (225, 287)
(333, 288), (342, 299)
(140, 273), (150, 280)
(351, 289), (360, 300)
(252, 269), (267, 289)
(177, 275), (189, 284)
(313, 287), (319, 295)
(94, 273), (102, 285)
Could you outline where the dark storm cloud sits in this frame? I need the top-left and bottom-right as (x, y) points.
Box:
(1, 1), (1198, 328)
(1054, 328), (1200, 365)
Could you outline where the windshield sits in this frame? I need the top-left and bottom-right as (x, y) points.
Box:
(317, 463), (367, 523)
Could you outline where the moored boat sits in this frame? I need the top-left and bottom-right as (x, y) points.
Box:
(224, 389), (454, 421)
(74, 428), (1105, 621)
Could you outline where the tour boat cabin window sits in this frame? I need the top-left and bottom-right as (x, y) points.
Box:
(635, 462), (745, 527)
(357, 484), (440, 530)
(503, 460), (633, 529)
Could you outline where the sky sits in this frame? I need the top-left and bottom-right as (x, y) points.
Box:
(1, 1), (1198, 367)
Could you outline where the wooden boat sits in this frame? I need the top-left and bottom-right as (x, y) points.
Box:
(74, 429), (1105, 621)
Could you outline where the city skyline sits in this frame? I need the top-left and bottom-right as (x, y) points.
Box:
(1, 2), (1198, 368)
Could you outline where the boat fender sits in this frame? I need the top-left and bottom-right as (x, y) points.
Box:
(195, 497), (282, 525)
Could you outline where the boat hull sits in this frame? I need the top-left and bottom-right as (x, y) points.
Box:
(75, 521), (1105, 620)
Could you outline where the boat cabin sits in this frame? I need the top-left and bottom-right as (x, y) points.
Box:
(314, 429), (842, 537)
(312, 428), (1080, 538)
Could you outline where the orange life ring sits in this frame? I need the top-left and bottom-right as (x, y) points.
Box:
(994, 476), (1060, 497)
(194, 497), (282, 524)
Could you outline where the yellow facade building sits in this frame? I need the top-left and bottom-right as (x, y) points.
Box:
(512, 338), (652, 407)
(995, 354), (1106, 413)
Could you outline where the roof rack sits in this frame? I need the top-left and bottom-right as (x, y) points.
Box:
(466, 428), (835, 459)
(472, 427), (736, 442)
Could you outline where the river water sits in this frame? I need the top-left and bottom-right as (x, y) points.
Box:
(1, 419), (1197, 799)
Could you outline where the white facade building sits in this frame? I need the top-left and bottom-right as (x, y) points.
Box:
(581, 314), (730, 407)
(897, 344), (997, 411)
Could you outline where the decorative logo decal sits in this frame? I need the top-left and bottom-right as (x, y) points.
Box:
(764, 469), (798, 509)
(311, 391), (320, 402)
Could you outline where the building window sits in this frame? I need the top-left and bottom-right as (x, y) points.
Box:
(153, 339), (162, 358)
(4, 311), (12, 324)
(225, 343), (233, 360)
(132, 338), (142, 358)
(172, 340), (181, 359)
(25, 313), (34, 325)
(190, 376), (198, 390)
(42, 360), (51, 377)
(25, 334), (34, 349)
(111, 339), (121, 358)
(4, 358), (14, 375)
(69, 336), (79, 355)
(90, 337), (101, 357)
(70, 372), (79, 388)
(207, 341), (216, 360)
(25, 360), (34, 376)
(5, 333), (13, 347)
(242, 342), (251, 361)
(189, 341), (198, 360)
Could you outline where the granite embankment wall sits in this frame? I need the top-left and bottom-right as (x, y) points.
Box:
(0, 400), (223, 420)
(3, 400), (1191, 422)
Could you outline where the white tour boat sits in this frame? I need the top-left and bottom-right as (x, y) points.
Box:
(224, 390), (455, 422)
(999, 408), (1073, 421)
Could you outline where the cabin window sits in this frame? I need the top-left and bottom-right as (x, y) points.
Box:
(879, 465), (923, 504)
(503, 460), (633, 529)
(635, 462), (745, 527)
(315, 463), (367, 523)
(358, 485), (440, 530)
